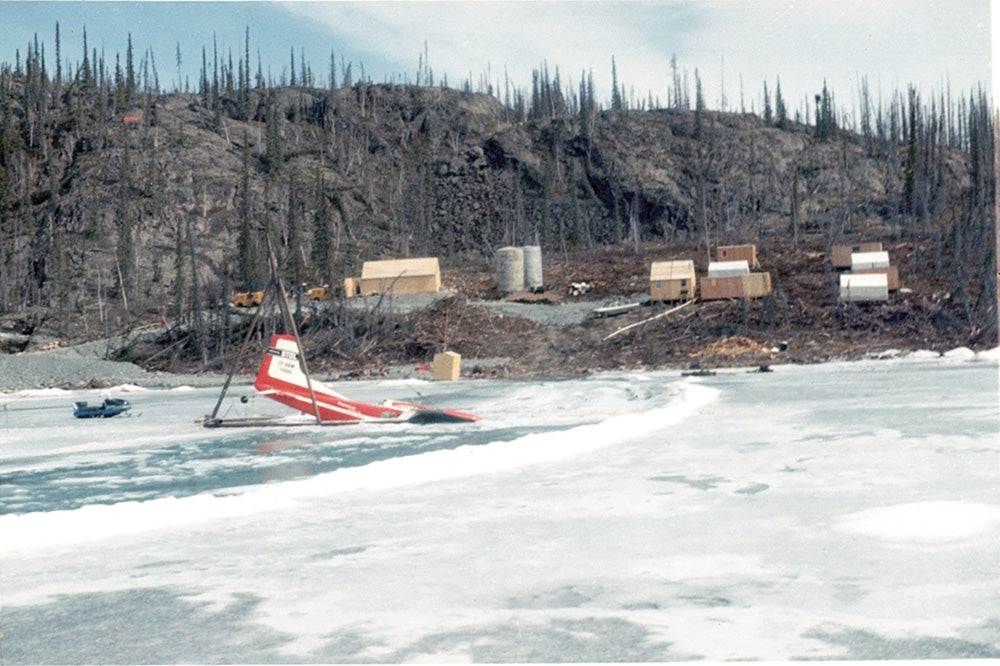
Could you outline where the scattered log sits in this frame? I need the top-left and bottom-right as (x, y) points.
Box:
(603, 299), (697, 341)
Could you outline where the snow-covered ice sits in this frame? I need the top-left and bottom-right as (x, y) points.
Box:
(1, 358), (998, 662)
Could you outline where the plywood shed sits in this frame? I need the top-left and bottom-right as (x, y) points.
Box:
(740, 272), (773, 298)
(650, 260), (696, 301)
(850, 251), (891, 270)
(349, 257), (441, 297)
(707, 260), (750, 278)
(839, 273), (889, 302)
(716, 244), (758, 267)
(852, 266), (899, 291)
(831, 242), (883, 268)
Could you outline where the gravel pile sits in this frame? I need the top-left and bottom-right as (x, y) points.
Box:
(0, 343), (234, 393)
(337, 291), (453, 315)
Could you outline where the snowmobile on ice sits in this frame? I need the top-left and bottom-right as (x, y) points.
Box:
(73, 397), (132, 418)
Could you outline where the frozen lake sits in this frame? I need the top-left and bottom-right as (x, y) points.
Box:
(1, 357), (998, 662)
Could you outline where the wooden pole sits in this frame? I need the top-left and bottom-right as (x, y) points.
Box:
(207, 285), (271, 423)
(266, 235), (322, 424)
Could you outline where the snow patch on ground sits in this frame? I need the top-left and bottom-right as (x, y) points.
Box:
(904, 349), (942, 360)
(975, 346), (1000, 361)
(836, 501), (1000, 544)
(11, 387), (72, 397)
(111, 383), (150, 392)
(942, 346), (976, 360)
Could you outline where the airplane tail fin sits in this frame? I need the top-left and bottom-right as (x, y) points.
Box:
(253, 334), (344, 399)
(252, 334), (479, 424)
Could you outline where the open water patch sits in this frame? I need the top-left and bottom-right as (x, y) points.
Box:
(380, 616), (698, 662)
(507, 585), (593, 609)
(0, 588), (294, 664)
(649, 474), (727, 490)
(734, 482), (769, 495)
(802, 626), (1000, 659)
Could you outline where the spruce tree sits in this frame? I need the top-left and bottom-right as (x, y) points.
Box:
(125, 33), (135, 102)
(175, 42), (182, 93)
(115, 139), (135, 313)
(311, 175), (332, 288)
(815, 80), (837, 140)
(774, 77), (787, 128)
(237, 133), (256, 289)
(81, 27), (90, 90)
(762, 80), (772, 124)
(173, 214), (185, 320)
(286, 169), (303, 313)
(694, 69), (704, 139)
(54, 22), (61, 97)
(264, 94), (282, 171)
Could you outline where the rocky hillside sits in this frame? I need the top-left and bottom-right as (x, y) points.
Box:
(0, 75), (994, 349)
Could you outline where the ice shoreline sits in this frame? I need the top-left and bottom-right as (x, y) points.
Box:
(1, 339), (997, 395)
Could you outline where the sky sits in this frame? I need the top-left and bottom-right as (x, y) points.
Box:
(0, 1), (993, 120)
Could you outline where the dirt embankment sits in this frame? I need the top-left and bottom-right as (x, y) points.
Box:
(420, 235), (992, 378)
(260, 236), (994, 380)
(3, 235), (993, 389)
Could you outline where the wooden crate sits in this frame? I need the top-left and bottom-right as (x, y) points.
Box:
(839, 273), (888, 302)
(852, 266), (899, 290)
(831, 242), (882, 268)
(433, 351), (461, 381)
(850, 251), (890, 270)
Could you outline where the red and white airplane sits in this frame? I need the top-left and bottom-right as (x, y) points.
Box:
(253, 334), (480, 424)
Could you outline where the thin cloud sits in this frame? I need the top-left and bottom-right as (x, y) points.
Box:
(1, 0), (988, 114)
(282, 0), (989, 112)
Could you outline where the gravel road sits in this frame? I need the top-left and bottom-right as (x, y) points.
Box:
(338, 289), (651, 326)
